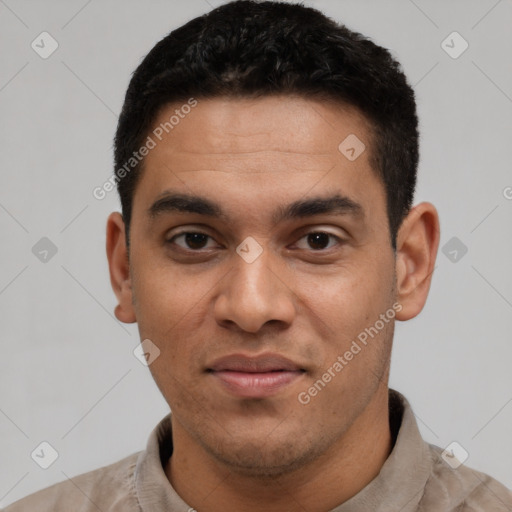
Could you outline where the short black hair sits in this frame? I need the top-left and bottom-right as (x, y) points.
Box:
(114, 0), (418, 249)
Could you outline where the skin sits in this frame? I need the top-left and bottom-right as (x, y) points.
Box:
(106, 95), (440, 512)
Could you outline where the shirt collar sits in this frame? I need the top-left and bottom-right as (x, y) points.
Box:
(134, 389), (432, 511)
(330, 389), (432, 511)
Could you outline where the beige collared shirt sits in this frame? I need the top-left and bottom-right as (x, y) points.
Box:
(5, 389), (512, 511)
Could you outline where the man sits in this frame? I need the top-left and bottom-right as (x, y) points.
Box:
(6, 1), (511, 510)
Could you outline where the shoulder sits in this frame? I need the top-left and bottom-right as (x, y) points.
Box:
(419, 442), (512, 511)
(3, 451), (142, 512)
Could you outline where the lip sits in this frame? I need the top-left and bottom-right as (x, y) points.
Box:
(207, 353), (305, 398)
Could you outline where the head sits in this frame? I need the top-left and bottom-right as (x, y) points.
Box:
(107, 0), (439, 478)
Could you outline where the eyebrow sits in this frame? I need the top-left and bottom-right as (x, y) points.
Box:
(148, 192), (364, 224)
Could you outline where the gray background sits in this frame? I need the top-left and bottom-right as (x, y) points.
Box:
(1, 0), (511, 506)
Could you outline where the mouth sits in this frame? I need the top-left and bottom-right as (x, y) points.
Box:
(206, 353), (306, 398)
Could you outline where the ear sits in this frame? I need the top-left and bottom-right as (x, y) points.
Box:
(394, 202), (440, 321)
(106, 212), (136, 324)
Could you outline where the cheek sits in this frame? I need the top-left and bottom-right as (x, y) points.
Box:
(130, 262), (210, 369)
(300, 259), (394, 341)
(132, 253), (207, 325)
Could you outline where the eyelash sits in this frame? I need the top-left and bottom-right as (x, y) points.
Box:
(166, 230), (344, 253)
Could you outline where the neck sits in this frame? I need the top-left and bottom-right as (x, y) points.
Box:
(165, 385), (392, 512)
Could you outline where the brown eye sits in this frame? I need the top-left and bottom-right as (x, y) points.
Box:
(168, 232), (216, 251)
(307, 232), (330, 250)
(295, 231), (342, 251)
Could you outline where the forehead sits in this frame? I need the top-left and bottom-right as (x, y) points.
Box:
(132, 95), (385, 228)
(149, 95), (373, 156)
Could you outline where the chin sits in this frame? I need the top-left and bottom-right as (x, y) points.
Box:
(199, 428), (330, 479)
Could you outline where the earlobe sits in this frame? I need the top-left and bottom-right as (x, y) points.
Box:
(106, 212), (137, 324)
(395, 202), (440, 321)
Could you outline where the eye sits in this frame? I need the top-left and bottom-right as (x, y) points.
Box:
(167, 230), (343, 253)
(294, 231), (343, 251)
(167, 231), (218, 251)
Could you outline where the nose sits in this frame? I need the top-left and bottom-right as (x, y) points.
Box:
(214, 244), (296, 333)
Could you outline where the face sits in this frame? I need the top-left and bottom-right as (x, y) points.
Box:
(116, 96), (401, 476)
